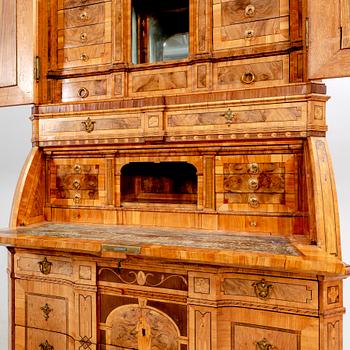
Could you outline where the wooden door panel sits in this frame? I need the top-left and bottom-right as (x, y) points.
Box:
(308, 0), (350, 79)
(0, 0), (35, 106)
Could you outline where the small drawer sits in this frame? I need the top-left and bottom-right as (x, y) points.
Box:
(220, 273), (319, 313)
(218, 0), (287, 25)
(61, 75), (111, 102)
(49, 157), (107, 207)
(14, 253), (73, 280)
(58, 43), (111, 69)
(58, 2), (108, 29)
(58, 0), (107, 10)
(214, 55), (289, 90)
(58, 23), (109, 49)
(26, 294), (67, 333)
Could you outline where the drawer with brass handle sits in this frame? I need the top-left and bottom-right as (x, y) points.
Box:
(214, 55), (289, 90)
(220, 273), (318, 313)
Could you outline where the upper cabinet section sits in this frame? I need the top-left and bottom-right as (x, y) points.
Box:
(308, 0), (350, 79)
(0, 0), (36, 106)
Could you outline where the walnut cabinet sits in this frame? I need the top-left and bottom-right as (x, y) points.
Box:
(0, 0), (349, 349)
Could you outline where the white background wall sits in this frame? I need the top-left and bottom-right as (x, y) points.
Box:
(0, 79), (349, 349)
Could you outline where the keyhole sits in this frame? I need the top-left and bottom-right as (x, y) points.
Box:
(142, 328), (146, 337)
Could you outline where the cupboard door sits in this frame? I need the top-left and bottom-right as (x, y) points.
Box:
(0, 0), (35, 106)
(308, 0), (350, 79)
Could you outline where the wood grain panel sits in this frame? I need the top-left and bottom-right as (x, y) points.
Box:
(58, 0), (107, 10)
(57, 3), (106, 29)
(0, 0), (16, 88)
(214, 56), (289, 90)
(131, 70), (189, 95)
(195, 311), (212, 349)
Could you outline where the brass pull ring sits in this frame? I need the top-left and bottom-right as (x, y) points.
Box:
(248, 195), (260, 208)
(245, 4), (256, 17)
(79, 11), (88, 20)
(245, 29), (254, 38)
(38, 257), (52, 275)
(80, 53), (89, 62)
(241, 71), (256, 84)
(248, 163), (259, 174)
(80, 32), (88, 42)
(256, 338), (274, 350)
(78, 87), (89, 99)
(252, 279), (273, 300)
(248, 178), (259, 190)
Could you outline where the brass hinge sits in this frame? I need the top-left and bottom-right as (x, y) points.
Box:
(34, 56), (41, 81)
(305, 17), (309, 49)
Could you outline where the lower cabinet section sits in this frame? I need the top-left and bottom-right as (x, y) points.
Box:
(11, 251), (345, 350)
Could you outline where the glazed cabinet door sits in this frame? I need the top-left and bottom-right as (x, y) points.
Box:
(0, 0), (36, 106)
(308, 0), (350, 79)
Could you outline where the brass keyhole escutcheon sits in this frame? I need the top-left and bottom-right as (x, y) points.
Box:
(80, 32), (88, 42)
(248, 195), (260, 208)
(41, 303), (53, 321)
(38, 257), (52, 275)
(39, 340), (54, 350)
(248, 178), (259, 190)
(241, 71), (256, 84)
(81, 117), (96, 133)
(80, 53), (89, 62)
(245, 4), (256, 17)
(73, 179), (81, 190)
(256, 338), (274, 350)
(252, 279), (273, 300)
(78, 87), (89, 98)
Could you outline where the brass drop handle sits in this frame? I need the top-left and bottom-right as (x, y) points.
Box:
(252, 279), (273, 300)
(248, 178), (259, 190)
(256, 338), (274, 350)
(39, 340), (54, 350)
(245, 4), (256, 17)
(241, 71), (256, 84)
(79, 11), (88, 20)
(248, 195), (260, 208)
(38, 257), (52, 275)
(80, 53), (89, 62)
(78, 87), (89, 98)
(73, 179), (81, 190)
(80, 32), (88, 42)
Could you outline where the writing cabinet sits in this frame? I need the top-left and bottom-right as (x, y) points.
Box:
(0, 0), (349, 349)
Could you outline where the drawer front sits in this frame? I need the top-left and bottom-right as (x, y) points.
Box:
(218, 0), (286, 25)
(58, 2), (108, 29)
(216, 153), (299, 213)
(213, 56), (289, 90)
(217, 308), (319, 350)
(58, 23), (109, 49)
(15, 253), (73, 279)
(58, 43), (111, 68)
(58, 0), (107, 10)
(27, 329), (73, 350)
(49, 158), (106, 207)
(26, 293), (67, 332)
(220, 273), (318, 312)
(214, 17), (289, 50)
(61, 75), (111, 101)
